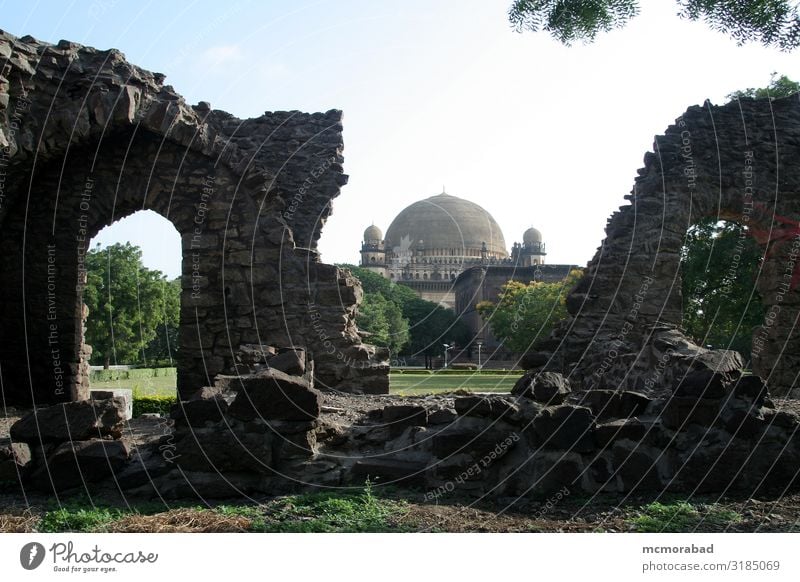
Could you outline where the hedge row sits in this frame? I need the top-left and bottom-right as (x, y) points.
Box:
(132, 395), (176, 417)
(90, 367), (177, 383)
(390, 369), (517, 376)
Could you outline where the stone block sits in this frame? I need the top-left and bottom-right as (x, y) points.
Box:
(428, 409), (457, 425)
(171, 396), (228, 427)
(0, 442), (33, 481)
(595, 418), (647, 447)
(579, 389), (651, 421)
(228, 369), (322, 421)
(10, 398), (127, 443)
(268, 348), (306, 376)
(611, 441), (666, 492)
(31, 438), (130, 491)
(174, 428), (274, 474)
(661, 397), (721, 429)
(512, 371), (571, 404)
(532, 405), (596, 453)
(90, 388), (133, 420)
(454, 396), (518, 420)
(382, 405), (427, 437)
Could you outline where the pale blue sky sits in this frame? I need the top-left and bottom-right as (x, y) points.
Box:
(4, 1), (799, 279)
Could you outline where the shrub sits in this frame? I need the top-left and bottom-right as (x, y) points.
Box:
(132, 394), (176, 417)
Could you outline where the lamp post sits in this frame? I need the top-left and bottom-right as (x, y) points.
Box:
(443, 343), (453, 368)
(475, 340), (483, 370)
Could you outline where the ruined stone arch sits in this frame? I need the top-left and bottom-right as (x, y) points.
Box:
(0, 31), (388, 405)
(535, 95), (800, 396)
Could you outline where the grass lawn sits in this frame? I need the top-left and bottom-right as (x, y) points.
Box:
(90, 370), (520, 397)
(389, 373), (518, 395)
(90, 374), (177, 397)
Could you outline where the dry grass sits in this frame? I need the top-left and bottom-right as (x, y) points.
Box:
(107, 509), (252, 533)
(0, 508), (39, 532)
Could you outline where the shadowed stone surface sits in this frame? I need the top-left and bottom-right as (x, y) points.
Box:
(228, 369), (322, 421)
(10, 398), (126, 443)
(31, 438), (131, 490)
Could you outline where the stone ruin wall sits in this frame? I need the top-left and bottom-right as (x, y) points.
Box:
(531, 94), (800, 398)
(2, 32), (800, 502)
(0, 30), (388, 406)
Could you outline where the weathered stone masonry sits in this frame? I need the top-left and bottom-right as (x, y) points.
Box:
(0, 30), (388, 405)
(532, 95), (800, 397)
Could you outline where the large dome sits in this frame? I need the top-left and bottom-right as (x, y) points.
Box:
(385, 193), (507, 258)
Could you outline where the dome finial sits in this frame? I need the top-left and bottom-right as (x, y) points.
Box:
(442, 185), (446, 195)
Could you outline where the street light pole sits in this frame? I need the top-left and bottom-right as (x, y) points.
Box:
(443, 343), (453, 368)
(476, 340), (483, 370)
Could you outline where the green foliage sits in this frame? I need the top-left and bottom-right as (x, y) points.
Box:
(132, 394), (176, 417)
(509, 0), (800, 50)
(402, 296), (471, 359)
(341, 265), (411, 355)
(727, 73), (800, 100)
(143, 277), (181, 364)
(255, 481), (408, 533)
(340, 265), (470, 362)
(89, 367), (176, 383)
(39, 506), (125, 533)
(476, 269), (582, 354)
(630, 501), (741, 532)
(357, 293), (410, 355)
(509, 0), (640, 45)
(680, 219), (764, 360)
(84, 243), (179, 368)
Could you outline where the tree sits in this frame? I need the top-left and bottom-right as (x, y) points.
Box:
(727, 73), (800, 100)
(508, 1), (800, 50)
(356, 292), (410, 355)
(402, 296), (471, 368)
(476, 269), (582, 354)
(680, 219), (764, 360)
(143, 277), (181, 365)
(341, 265), (411, 356)
(83, 243), (173, 368)
(341, 264), (470, 367)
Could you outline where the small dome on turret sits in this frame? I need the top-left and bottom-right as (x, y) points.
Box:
(364, 224), (383, 241)
(523, 227), (542, 245)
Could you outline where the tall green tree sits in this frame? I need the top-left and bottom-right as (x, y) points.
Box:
(681, 220), (764, 360)
(342, 264), (470, 366)
(476, 269), (582, 354)
(143, 277), (181, 365)
(402, 296), (471, 368)
(84, 243), (173, 368)
(356, 292), (410, 355)
(508, 1), (800, 50)
(342, 265), (411, 356)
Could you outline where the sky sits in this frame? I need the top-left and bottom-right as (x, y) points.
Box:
(3, 0), (799, 279)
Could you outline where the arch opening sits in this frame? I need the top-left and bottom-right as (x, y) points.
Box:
(680, 218), (765, 363)
(84, 210), (182, 396)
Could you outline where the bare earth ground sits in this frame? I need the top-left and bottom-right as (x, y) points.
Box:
(2, 396), (800, 533)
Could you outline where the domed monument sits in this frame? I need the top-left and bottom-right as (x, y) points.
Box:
(360, 191), (548, 308)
